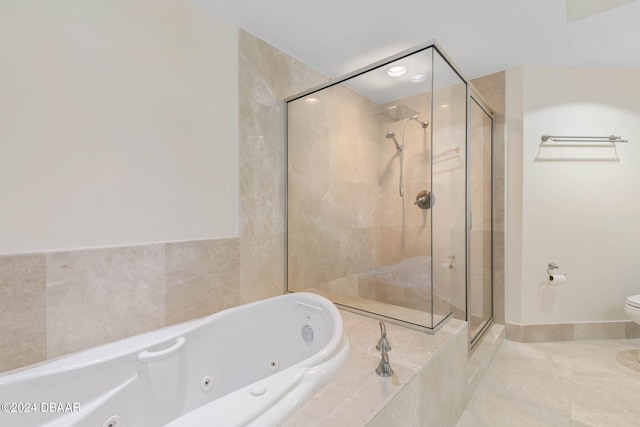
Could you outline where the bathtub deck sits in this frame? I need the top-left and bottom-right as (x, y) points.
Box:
(284, 309), (504, 426)
(304, 288), (447, 330)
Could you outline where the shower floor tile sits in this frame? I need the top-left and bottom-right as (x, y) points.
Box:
(457, 339), (640, 427)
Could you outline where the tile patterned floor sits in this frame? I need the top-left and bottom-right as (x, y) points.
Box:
(457, 339), (640, 427)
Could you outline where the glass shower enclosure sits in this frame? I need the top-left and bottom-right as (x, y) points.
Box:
(286, 41), (493, 339)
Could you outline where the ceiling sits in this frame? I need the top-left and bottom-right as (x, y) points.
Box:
(199, 0), (640, 81)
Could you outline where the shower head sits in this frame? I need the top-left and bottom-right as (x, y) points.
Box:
(386, 131), (402, 151)
(373, 103), (419, 122)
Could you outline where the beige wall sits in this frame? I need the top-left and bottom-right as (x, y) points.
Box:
(506, 66), (640, 325)
(0, 5), (327, 373)
(0, 0), (239, 253)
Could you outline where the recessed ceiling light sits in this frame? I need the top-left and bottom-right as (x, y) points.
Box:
(386, 65), (408, 77)
(439, 104), (450, 108)
(305, 97), (319, 104)
(409, 73), (428, 83)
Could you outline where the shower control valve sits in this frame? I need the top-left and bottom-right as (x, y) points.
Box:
(414, 190), (432, 210)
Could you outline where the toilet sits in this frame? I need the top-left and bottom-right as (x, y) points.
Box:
(625, 295), (640, 324)
(625, 295), (640, 362)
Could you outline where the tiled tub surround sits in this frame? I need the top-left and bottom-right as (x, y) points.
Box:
(0, 254), (47, 371)
(0, 238), (244, 373)
(284, 313), (505, 427)
(47, 244), (167, 359)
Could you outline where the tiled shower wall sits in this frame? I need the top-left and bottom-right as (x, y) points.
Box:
(0, 31), (328, 374)
(287, 87), (433, 308)
(376, 93), (432, 267)
(288, 84), (380, 293)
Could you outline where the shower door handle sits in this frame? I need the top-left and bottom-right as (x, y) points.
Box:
(137, 337), (186, 363)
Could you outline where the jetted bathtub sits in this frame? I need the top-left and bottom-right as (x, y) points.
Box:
(0, 292), (350, 427)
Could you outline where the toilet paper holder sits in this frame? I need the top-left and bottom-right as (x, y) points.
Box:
(547, 262), (566, 281)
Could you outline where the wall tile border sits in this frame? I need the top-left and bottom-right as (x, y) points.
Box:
(506, 321), (638, 342)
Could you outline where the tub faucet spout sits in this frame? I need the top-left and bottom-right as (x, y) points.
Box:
(375, 321), (391, 352)
(375, 321), (393, 377)
(376, 350), (394, 377)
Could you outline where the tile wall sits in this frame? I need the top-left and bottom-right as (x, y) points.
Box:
(237, 30), (328, 303)
(287, 82), (434, 293)
(0, 254), (46, 370)
(287, 83), (381, 292)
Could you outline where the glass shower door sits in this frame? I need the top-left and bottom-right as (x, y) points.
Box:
(430, 50), (467, 326)
(468, 95), (493, 343)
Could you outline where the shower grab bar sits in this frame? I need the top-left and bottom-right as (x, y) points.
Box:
(541, 134), (628, 143)
(137, 337), (186, 363)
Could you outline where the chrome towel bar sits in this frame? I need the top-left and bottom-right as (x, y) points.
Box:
(541, 134), (628, 143)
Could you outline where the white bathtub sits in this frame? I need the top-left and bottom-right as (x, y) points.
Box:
(0, 292), (350, 427)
